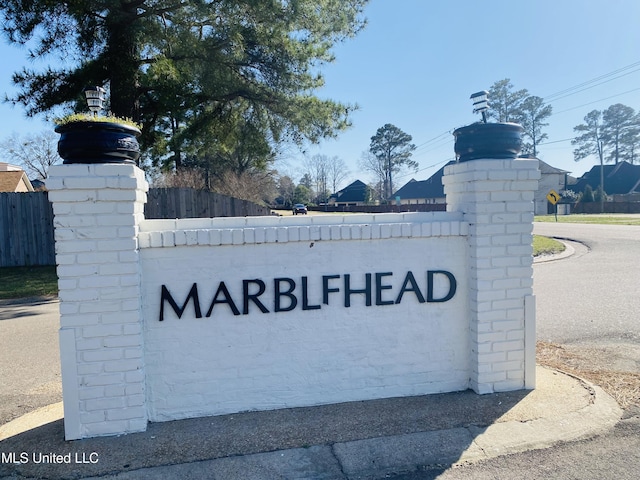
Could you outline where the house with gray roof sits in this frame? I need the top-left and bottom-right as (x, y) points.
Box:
(328, 180), (371, 206)
(393, 158), (571, 215)
(569, 161), (640, 199)
(391, 161), (454, 206)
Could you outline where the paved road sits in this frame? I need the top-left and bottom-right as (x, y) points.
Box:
(0, 298), (61, 425)
(533, 222), (640, 372)
(390, 416), (640, 480)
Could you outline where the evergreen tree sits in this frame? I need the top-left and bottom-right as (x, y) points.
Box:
(293, 184), (312, 205)
(601, 104), (638, 164)
(573, 110), (606, 212)
(1, 0), (369, 171)
(581, 185), (594, 203)
(519, 95), (552, 157)
(485, 79), (551, 157)
(618, 114), (640, 164)
(487, 79), (528, 123)
(368, 124), (417, 200)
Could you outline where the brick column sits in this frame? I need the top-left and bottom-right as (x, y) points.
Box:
(46, 164), (148, 439)
(442, 158), (540, 393)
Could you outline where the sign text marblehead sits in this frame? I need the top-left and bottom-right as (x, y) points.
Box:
(159, 270), (458, 321)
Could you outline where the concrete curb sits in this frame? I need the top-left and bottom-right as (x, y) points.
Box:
(0, 403), (63, 442)
(0, 296), (58, 307)
(1, 367), (622, 480)
(534, 239), (575, 263)
(461, 382), (621, 461)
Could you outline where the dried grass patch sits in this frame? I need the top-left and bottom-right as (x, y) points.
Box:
(537, 341), (640, 410)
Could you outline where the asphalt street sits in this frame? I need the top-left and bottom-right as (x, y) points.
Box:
(533, 222), (640, 373)
(388, 416), (640, 480)
(0, 298), (61, 425)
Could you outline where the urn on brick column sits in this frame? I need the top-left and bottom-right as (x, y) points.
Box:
(453, 90), (524, 162)
(442, 89), (540, 394)
(54, 86), (141, 165)
(453, 122), (524, 162)
(55, 120), (141, 165)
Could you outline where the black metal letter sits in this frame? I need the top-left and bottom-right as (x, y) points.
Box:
(427, 270), (457, 302)
(322, 275), (340, 305)
(375, 272), (394, 306)
(301, 276), (321, 310)
(160, 283), (202, 321)
(344, 273), (372, 307)
(206, 281), (241, 316)
(274, 278), (298, 312)
(395, 271), (426, 304)
(243, 279), (269, 314)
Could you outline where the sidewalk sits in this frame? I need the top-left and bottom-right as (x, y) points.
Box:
(0, 366), (622, 480)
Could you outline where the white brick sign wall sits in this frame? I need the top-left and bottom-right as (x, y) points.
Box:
(47, 158), (540, 440)
(140, 216), (469, 421)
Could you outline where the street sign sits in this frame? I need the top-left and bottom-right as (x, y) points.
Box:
(546, 190), (560, 205)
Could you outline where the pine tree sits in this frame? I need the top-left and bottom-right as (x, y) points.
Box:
(1, 0), (369, 171)
(368, 124), (417, 200)
(573, 110), (605, 212)
(601, 104), (638, 164)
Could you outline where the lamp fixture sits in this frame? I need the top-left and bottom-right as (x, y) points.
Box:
(84, 86), (106, 116)
(470, 90), (489, 123)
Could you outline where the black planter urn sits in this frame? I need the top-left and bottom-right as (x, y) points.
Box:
(55, 121), (141, 165)
(453, 122), (524, 162)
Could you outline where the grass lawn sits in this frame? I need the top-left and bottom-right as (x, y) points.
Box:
(532, 235), (565, 257)
(0, 266), (58, 300)
(535, 214), (640, 225)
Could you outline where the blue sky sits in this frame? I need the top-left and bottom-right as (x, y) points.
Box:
(2, 0), (640, 188)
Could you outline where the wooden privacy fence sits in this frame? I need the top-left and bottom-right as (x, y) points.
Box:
(144, 188), (272, 219)
(1, 189), (272, 267)
(0, 192), (55, 267)
(572, 201), (640, 214)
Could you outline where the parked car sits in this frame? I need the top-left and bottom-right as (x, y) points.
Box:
(293, 203), (308, 215)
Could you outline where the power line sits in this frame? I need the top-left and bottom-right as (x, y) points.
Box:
(552, 87), (640, 115)
(414, 137), (453, 156)
(394, 158), (454, 182)
(545, 68), (640, 104)
(413, 130), (450, 150)
(541, 87), (640, 151)
(543, 60), (640, 102)
(403, 62), (640, 176)
(544, 137), (574, 145)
